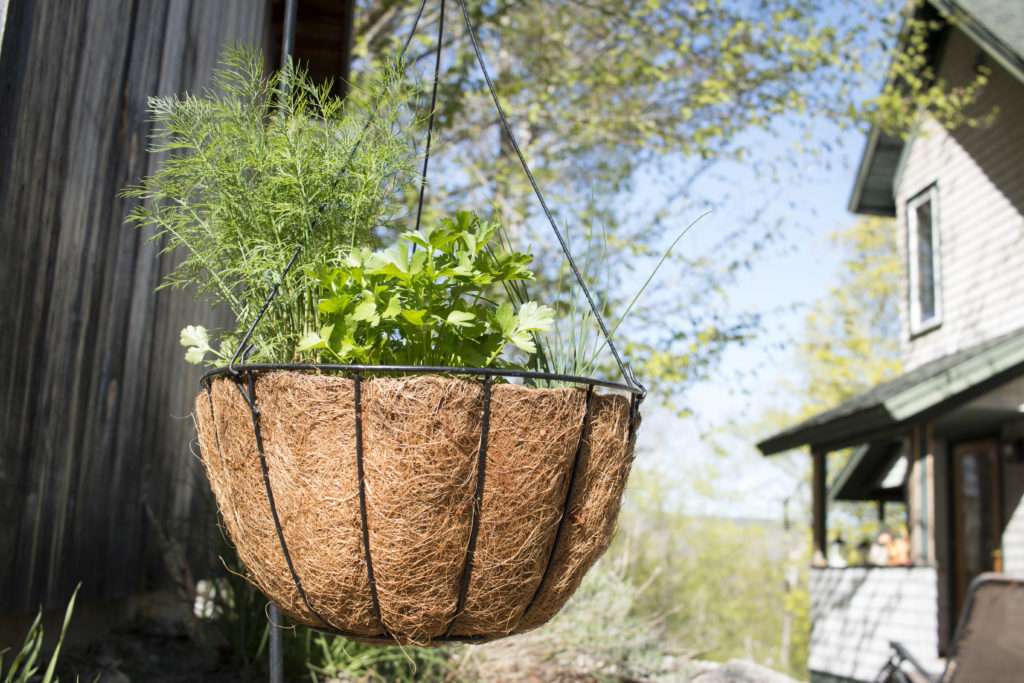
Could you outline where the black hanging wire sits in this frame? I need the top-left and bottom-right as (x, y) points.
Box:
(414, 0), (446, 234)
(229, 0), (644, 398)
(454, 0), (643, 397)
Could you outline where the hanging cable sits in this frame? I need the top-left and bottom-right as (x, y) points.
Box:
(455, 0), (642, 394)
(231, 0), (645, 398)
(414, 0), (446, 234)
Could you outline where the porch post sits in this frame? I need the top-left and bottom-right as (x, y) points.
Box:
(812, 449), (827, 566)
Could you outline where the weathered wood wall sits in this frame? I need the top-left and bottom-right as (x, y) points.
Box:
(0, 0), (269, 617)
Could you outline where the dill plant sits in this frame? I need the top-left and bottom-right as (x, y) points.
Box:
(124, 45), (421, 363)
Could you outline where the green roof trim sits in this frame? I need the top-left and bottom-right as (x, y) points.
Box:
(757, 328), (1024, 456)
(828, 444), (870, 501)
(829, 441), (906, 502)
(886, 331), (1024, 420)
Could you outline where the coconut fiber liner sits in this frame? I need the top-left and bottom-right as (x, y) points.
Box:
(194, 371), (638, 644)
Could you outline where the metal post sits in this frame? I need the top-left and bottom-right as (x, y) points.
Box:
(271, 6), (296, 676)
(280, 0), (298, 70)
(269, 603), (283, 683)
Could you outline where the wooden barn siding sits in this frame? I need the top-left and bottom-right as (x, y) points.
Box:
(894, 27), (1024, 371)
(809, 567), (941, 682)
(0, 0), (266, 617)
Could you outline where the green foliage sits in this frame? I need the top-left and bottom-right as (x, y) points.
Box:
(1, 584), (80, 683)
(793, 216), (902, 419)
(298, 211), (553, 367)
(306, 636), (457, 682)
(457, 555), (676, 680)
(868, 10), (997, 136)
(125, 45), (421, 364)
(348, 0), (994, 401)
(611, 469), (809, 678)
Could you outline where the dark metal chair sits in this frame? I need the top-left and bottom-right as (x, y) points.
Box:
(874, 573), (1024, 683)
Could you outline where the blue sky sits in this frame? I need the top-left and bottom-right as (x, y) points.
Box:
(630, 122), (870, 520)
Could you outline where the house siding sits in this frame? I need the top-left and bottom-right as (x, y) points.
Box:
(894, 27), (1024, 371)
(1001, 420), (1024, 576)
(1003, 499), (1024, 575)
(809, 566), (941, 682)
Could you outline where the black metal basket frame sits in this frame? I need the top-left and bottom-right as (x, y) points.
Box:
(202, 363), (640, 642)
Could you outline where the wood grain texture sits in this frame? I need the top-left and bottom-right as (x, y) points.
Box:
(0, 0), (266, 617)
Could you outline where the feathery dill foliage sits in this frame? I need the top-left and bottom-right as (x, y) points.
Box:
(124, 45), (422, 363)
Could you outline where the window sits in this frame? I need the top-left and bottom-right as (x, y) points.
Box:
(907, 185), (941, 335)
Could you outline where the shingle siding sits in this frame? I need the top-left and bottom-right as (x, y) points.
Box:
(1000, 442), (1024, 576)
(809, 567), (941, 682)
(1003, 504), (1024, 575)
(894, 27), (1024, 371)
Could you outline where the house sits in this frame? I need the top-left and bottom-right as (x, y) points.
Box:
(756, 1), (1024, 681)
(0, 0), (357, 636)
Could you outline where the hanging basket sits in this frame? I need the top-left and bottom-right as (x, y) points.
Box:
(195, 365), (640, 644)
(186, 0), (647, 647)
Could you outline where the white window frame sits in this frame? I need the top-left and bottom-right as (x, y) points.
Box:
(907, 184), (942, 336)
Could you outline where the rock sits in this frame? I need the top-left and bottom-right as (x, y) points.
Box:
(689, 659), (801, 683)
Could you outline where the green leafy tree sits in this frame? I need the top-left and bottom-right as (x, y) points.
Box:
(791, 216), (903, 419)
(608, 467), (810, 678)
(758, 215), (904, 602)
(343, 0), (988, 399)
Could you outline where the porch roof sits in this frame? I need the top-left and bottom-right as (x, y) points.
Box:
(757, 327), (1024, 456)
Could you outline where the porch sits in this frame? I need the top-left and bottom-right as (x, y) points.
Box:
(758, 328), (1024, 682)
(809, 566), (941, 682)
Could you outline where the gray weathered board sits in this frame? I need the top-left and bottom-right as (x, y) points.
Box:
(0, 0), (268, 617)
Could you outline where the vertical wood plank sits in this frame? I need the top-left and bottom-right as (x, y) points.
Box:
(812, 449), (828, 567)
(0, 0), (267, 616)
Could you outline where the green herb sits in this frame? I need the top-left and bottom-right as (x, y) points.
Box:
(1, 584), (80, 683)
(299, 211), (553, 368)
(124, 45), (421, 364)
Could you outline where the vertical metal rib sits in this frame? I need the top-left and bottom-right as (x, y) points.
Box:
(628, 393), (640, 446)
(237, 372), (333, 631)
(445, 376), (492, 637)
(518, 384), (595, 624)
(205, 385), (227, 466)
(354, 372), (387, 636)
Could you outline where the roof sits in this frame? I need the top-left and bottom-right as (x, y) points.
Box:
(945, 0), (1024, 82)
(848, 0), (1024, 216)
(757, 326), (1024, 455)
(829, 441), (907, 502)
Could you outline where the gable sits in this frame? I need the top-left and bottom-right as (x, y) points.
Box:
(849, 0), (1024, 216)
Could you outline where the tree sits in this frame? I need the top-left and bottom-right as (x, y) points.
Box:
(337, 0), (988, 401)
(791, 216), (903, 419)
(761, 215), (904, 574)
(608, 467), (811, 678)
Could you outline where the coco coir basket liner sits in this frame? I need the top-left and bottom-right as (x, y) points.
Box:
(195, 367), (640, 645)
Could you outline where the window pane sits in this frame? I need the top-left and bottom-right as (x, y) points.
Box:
(916, 200), (935, 322)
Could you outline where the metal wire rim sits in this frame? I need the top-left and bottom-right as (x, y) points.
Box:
(201, 363), (646, 398)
